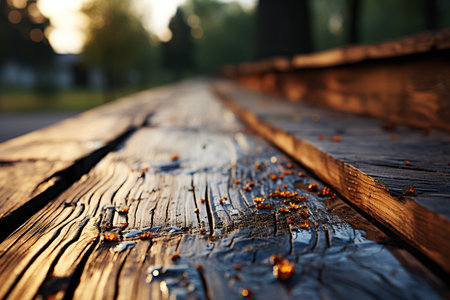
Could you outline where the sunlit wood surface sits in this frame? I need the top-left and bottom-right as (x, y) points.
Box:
(215, 80), (450, 274)
(0, 80), (447, 299)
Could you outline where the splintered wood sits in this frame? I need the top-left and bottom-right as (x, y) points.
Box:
(0, 80), (444, 300)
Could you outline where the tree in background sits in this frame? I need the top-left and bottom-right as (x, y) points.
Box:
(162, 8), (194, 77)
(81, 0), (155, 96)
(0, 0), (55, 90)
(256, 0), (311, 59)
(182, 0), (256, 72)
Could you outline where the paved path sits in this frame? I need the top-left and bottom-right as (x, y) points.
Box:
(0, 112), (79, 143)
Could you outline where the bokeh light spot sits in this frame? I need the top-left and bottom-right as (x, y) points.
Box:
(30, 28), (44, 42)
(8, 10), (22, 24)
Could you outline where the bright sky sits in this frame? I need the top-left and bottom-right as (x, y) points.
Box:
(37, 0), (256, 54)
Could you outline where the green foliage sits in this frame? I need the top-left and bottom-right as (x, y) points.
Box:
(182, 0), (256, 72)
(81, 0), (154, 86)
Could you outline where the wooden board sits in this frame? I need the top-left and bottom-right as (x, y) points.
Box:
(0, 86), (176, 240)
(223, 28), (450, 75)
(0, 79), (444, 299)
(232, 52), (450, 132)
(224, 29), (450, 132)
(214, 80), (450, 274)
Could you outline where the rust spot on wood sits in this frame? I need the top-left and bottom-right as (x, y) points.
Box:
(241, 288), (253, 298)
(308, 183), (318, 192)
(299, 220), (310, 229)
(330, 136), (342, 142)
(404, 186), (416, 196)
(139, 232), (152, 240)
(104, 232), (118, 242)
(272, 256), (295, 280)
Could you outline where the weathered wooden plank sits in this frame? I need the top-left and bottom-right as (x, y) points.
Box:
(0, 80), (444, 300)
(0, 87), (175, 240)
(225, 29), (450, 132)
(233, 52), (450, 132)
(225, 29), (448, 75)
(214, 80), (450, 274)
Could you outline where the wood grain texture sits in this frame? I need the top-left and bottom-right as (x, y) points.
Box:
(224, 29), (449, 75)
(0, 79), (444, 299)
(214, 80), (450, 274)
(224, 29), (450, 132)
(233, 52), (450, 132)
(0, 86), (174, 240)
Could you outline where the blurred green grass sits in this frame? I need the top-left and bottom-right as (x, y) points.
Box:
(0, 88), (104, 112)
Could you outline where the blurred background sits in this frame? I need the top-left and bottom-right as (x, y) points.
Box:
(1, 0), (450, 141)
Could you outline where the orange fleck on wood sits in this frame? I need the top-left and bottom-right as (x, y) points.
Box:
(308, 183), (318, 192)
(283, 184), (288, 189)
(121, 222), (128, 228)
(330, 136), (341, 142)
(289, 203), (301, 211)
(200, 198), (206, 203)
(415, 165), (420, 169)
(285, 163), (294, 169)
(299, 219), (310, 229)
(196, 264), (204, 270)
(379, 233), (386, 239)
(232, 162), (238, 167)
(254, 162), (262, 169)
(234, 264), (242, 270)
(241, 288), (253, 298)
(298, 208), (309, 218)
(277, 207), (289, 213)
(171, 253), (181, 261)
(404, 160), (411, 166)
(288, 215), (296, 224)
(279, 174), (285, 180)
(139, 232), (152, 240)
(273, 258), (295, 280)
(390, 134), (401, 140)
(269, 174), (277, 181)
(318, 186), (331, 197)
(235, 179), (241, 184)
(117, 207), (129, 214)
(282, 170), (293, 175)
(253, 197), (265, 204)
(170, 154), (179, 161)
(200, 227), (206, 235)
(104, 232), (118, 242)
(248, 181), (255, 187)
(318, 133), (326, 140)
(243, 186), (252, 192)
(256, 203), (274, 210)
(297, 172), (305, 177)
(404, 186), (416, 196)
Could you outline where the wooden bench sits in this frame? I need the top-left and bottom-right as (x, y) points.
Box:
(0, 34), (449, 299)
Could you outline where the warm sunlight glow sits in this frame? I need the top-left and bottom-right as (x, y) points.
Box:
(37, 0), (256, 54)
